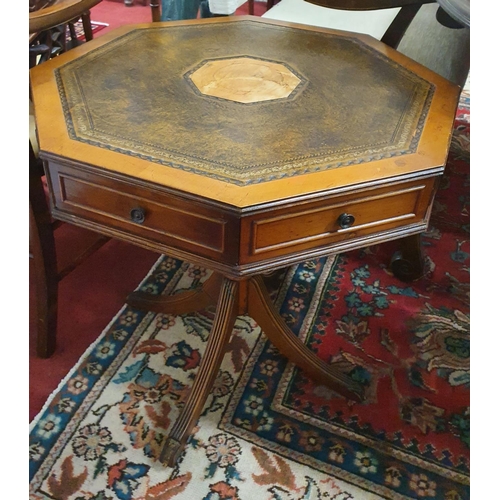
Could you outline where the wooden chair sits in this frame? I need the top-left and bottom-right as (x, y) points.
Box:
(30, 0), (109, 358)
(29, 0), (102, 33)
(247, 0), (276, 15)
(29, 0), (104, 61)
(262, 0), (470, 88)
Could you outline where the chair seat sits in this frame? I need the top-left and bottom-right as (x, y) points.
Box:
(263, 0), (401, 40)
(29, 0), (102, 34)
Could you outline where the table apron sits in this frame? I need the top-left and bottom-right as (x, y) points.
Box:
(44, 159), (441, 278)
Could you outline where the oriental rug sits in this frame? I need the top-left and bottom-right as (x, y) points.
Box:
(68, 20), (109, 41)
(29, 93), (469, 500)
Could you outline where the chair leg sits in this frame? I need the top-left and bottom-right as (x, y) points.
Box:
(151, 0), (161, 22)
(30, 148), (58, 358)
(80, 11), (94, 41)
(248, 0), (254, 15)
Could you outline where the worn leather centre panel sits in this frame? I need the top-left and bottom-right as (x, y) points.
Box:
(56, 20), (433, 185)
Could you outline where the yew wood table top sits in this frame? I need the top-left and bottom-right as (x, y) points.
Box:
(30, 16), (459, 277)
(30, 16), (460, 466)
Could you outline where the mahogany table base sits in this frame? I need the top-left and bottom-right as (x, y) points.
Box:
(126, 271), (366, 466)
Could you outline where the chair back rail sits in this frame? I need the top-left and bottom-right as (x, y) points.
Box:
(302, 0), (437, 48)
(305, 0), (434, 10)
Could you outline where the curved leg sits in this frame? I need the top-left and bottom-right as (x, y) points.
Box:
(247, 275), (364, 403)
(126, 273), (223, 315)
(160, 277), (239, 466)
(391, 233), (425, 282)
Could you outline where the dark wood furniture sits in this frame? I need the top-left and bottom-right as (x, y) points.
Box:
(150, 0), (161, 21)
(302, 0), (435, 48)
(29, 0), (102, 32)
(29, 150), (109, 358)
(29, 0), (108, 358)
(254, 0), (434, 31)
(30, 16), (460, 463)
(29, 0), (103, 57)
(263, 0), (470, 88)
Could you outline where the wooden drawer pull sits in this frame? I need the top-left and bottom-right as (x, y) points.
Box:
(338, 213), (355, 229)
(130, 207), (146, 224)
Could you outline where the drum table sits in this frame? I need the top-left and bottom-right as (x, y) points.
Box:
(30, 16), (460, 466)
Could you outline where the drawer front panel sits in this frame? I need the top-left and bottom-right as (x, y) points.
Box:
(48, 162), (238, 263)
(242, 178), (437, 263)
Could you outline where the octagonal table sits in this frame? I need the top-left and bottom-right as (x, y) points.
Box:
(30, 16), (460, 466)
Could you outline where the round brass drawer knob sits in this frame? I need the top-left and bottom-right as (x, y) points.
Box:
(338, 213), (355, 229)
(130, 207), (146, 224)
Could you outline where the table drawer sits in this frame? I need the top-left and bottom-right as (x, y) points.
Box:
(46, 161), (239, 264)
(241, 177), (438, 263)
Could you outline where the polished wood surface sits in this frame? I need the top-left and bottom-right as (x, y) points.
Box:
(239, 177), (438, 265)
(29, 0), (101, 65)
(127, 273), (223, 314)
(42, 21), (433, 185)
(43, 159), (439, 276)
(30, 16), (460, 463)
(30, 151), (109, 358)
(160, 277), (239, 466)
(30, 146), (58, 358)
(150, 0), (161, 21)
(247, 275), (364, 401)
(30, 17), (459, 208)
